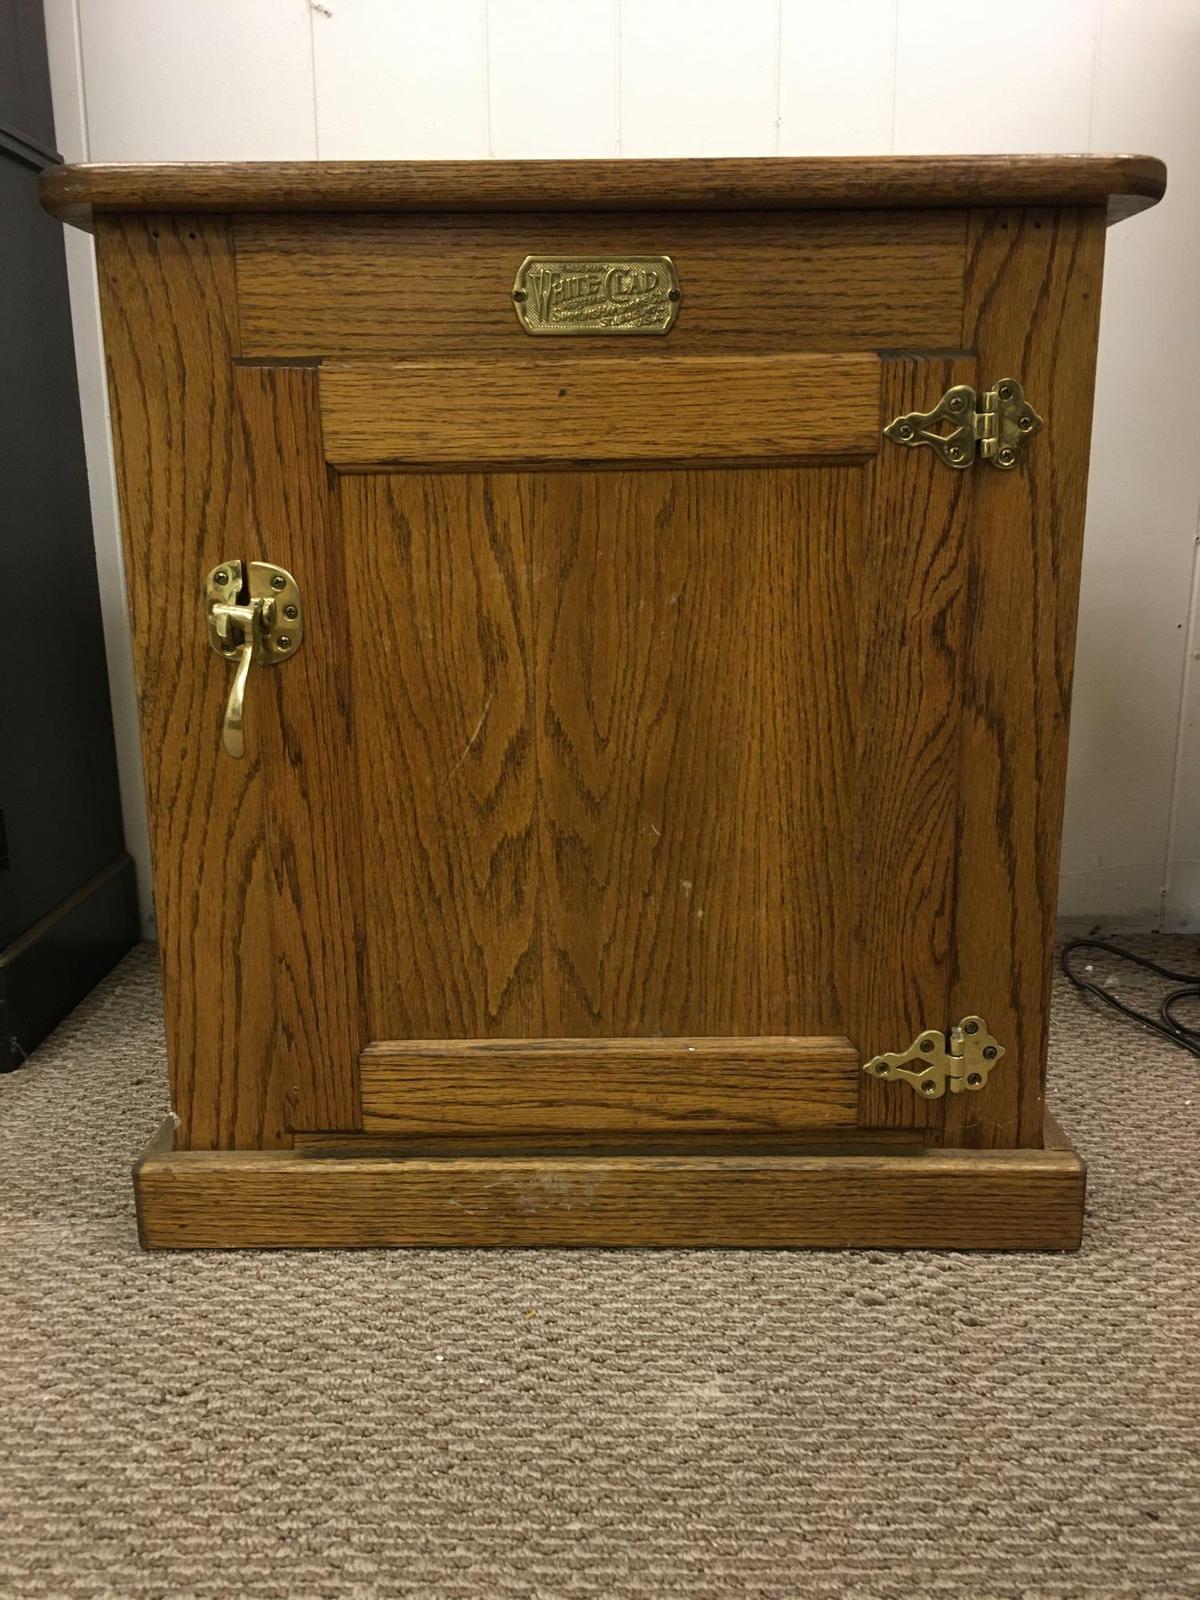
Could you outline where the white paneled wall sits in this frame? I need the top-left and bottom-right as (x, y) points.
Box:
(1084, 0), (1200, 928)
(42, 0), (1200, 935)
(892, 2), (1101, 152)
(778, 3), (896, 155)
(314, 4), (490, 158)
(622, 1), (779, 156)
(77, 0), (317, 160)
(489, 2), (618, 158)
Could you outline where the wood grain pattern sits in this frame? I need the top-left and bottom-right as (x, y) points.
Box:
(946, 208), (1108, 1150)
(235, 212), (965, 357)
(292, 1128), (929, 1158)
(347, 472), (540, 1040)
(320, 354), (881, 468)
(343, 466), (861, 1045)
(134, 1116), (1087, 1250)
(533, 466), (859, 1042)
(853, 357), (973, 1134)
(1043, 1109), (1072, 1151)
(95, 216), (286, 1151)
(40, 154), (1166, 228)
(360, 1035), (860, 1135)
(232, 367), (365, 1129)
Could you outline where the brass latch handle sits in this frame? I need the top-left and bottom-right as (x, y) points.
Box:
(213, 603), (257, 759)
(204, 561), (303, 760)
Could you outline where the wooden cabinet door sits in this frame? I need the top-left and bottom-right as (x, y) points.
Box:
(232, 346), (989, 1151)
(99, 209), (1104, 1154)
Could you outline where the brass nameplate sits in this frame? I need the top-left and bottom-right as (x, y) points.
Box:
(511, 256), (681, 336)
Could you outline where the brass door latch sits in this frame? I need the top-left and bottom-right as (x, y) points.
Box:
(204, 560), (303, 759)
(884, 380), (1043, 471)
(863, 1016), (1006, 1099)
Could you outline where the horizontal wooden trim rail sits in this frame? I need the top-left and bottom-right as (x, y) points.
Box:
(293, 1128), (927, 1159)
(133, 1116), (1087, 1250)
(234, 212), (967, 360)
(359, 1035), (861, 1136)
(319, 354), (881, 468)
(40, 155), (1166, 228)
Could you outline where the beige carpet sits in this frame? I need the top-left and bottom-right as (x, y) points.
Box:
(2, 941), (1198, 1599)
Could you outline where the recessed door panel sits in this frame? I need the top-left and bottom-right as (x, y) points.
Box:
(342, 464), (862, 1043)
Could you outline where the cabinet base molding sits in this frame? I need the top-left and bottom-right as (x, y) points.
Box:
(133, 1116), (1085, 1251)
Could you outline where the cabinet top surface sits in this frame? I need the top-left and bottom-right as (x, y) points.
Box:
(41, 154), (1164, 228)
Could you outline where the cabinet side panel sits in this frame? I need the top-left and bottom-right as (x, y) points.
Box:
(948, 207), (1107, 1148)
(96, 215), (287, 1150)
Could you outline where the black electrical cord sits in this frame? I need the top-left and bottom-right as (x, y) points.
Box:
(1059, 938), (1200, 1061)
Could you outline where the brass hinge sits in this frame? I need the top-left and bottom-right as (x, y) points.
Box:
(884, 380), (1043, 471)
(863, 1016), (1006, 1100)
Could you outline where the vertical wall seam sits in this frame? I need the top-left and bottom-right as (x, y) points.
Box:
(1086, 0), (1105, 152)
(1162, 508), (1200, 929)
(615, 0), (623, 156)
(73, 0), (91, 160)
(306, 0), (321, 158)
(773, 0), (783, 155)
(887, 0), (900, 153)
(483, 0), (494, 157)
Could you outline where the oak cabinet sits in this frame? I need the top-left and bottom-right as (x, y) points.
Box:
(42, 155), (1164, 1248)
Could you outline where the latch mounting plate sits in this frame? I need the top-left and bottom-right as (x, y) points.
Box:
(204, 560), (303, 664)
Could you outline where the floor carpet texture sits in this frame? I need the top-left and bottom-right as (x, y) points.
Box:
(2, 940), (1198, 1599)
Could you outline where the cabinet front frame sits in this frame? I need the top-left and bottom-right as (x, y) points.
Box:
(95, 204), (1106, 1154)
